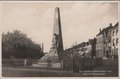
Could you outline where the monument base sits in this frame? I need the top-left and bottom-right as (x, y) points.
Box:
(32, 54), (62, 68)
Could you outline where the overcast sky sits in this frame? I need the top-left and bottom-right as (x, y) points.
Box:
(0, 1), (118, 52)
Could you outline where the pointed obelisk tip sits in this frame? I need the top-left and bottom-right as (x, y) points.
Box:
(55, 7), (59, 10)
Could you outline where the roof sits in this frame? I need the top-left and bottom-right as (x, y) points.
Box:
(113, 22), (118, 28)
(96, 24), (113, 36)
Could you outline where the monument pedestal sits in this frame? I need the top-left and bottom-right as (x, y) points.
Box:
(32, 54), (62, 68)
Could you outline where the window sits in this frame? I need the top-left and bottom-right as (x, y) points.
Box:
(114, 48), (116, 55)
(112, 49), (114, 55)
(113, 31), (115, 36)
(116, 29), (118, 35)
(113, 39), (115, 46)
(116, 38), (118, 46)
(104, 41), (105, 44)
(108, 36), (111, 42)
(109, 47), (111, 53)
(116, 48), (118, 54)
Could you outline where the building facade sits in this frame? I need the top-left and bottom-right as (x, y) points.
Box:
(63, 39), (95, 58)
(103, 24), (113, 58)
(96, 24), (112, 58)
(109, 22), (118, 59)
(96, 22), (118, 59)
(96, 33), (104, 58)
(63, 22), (118, 60)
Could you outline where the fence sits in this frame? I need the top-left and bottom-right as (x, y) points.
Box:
(63, 59), (73, 70)
(3, 57), (103, 71)
(2, 59), (38, 67)
(63, 57), (103, 72)
(2, 58), (118, 74)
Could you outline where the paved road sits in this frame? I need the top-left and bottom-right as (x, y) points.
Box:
(3, 66), (73, 73)
(2, 66), (118, 77)
(2, 66), (79, 77)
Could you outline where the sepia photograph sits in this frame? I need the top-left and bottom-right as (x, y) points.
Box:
(0, 1), (119, 77)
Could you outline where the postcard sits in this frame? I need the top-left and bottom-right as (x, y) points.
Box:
(0, 0), (119, 78)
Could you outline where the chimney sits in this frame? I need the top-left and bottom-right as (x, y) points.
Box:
(41, 43), (44, 53)
(100, 28), (101, 32)
(110, 23), (112, 26)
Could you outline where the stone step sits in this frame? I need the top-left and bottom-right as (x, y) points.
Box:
(32, 63), (62, 68)
(32, 63), (48, 67)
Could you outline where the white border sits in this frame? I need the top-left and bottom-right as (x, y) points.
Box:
(0, 1), (119, 3)
(0, 1), (119, 79)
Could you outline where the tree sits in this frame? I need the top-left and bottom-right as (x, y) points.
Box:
(2, 30), (44, 59)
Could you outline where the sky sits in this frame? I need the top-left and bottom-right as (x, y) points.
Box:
(0, 1), (118, 52)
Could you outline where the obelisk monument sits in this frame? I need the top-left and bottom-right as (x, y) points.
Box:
(49, 7), (64, 60)
(32, 7), (64, 68)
